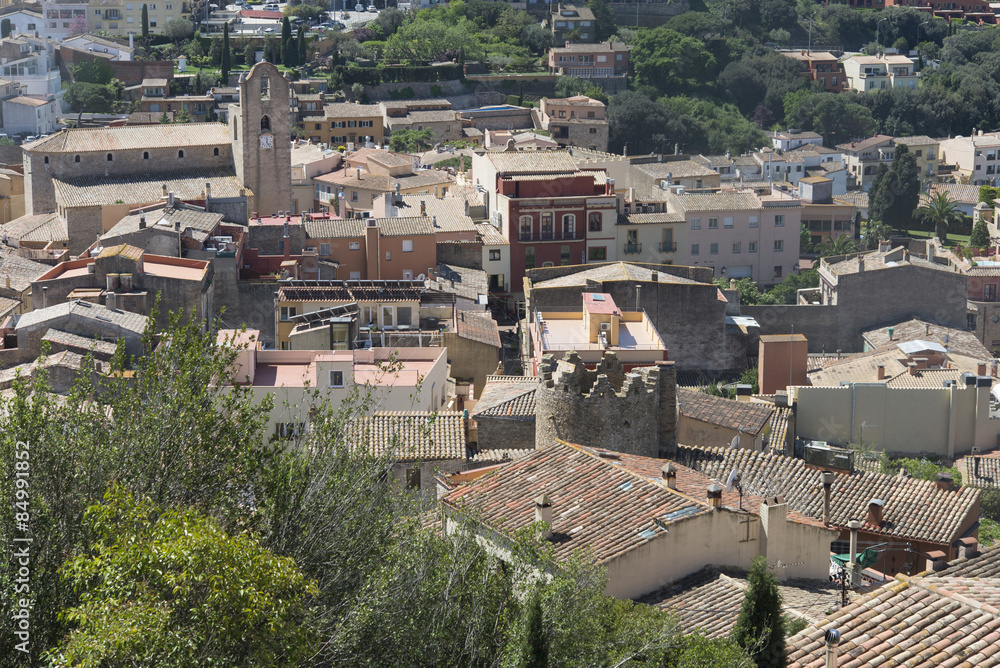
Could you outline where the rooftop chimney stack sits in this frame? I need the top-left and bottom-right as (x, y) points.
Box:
(848, 519), (862, 585)
(876, 364), (886, 381)
(821, 471), (835, 525)
(168, 191), (175, 207)
(707, 483), (723, 509)
(41, 286), (48, 309)
(139, 215), (146, 230)
(534, 494), (553, 539)
(661, 463), (677, 490)
(935, 472), (954, 491)
(979, 362), (988, 376)
(867, 498), (884, 526)
(824, 629), (841, 668)
(420, 200), (427, 216)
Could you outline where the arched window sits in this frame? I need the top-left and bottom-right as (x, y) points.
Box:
(106, 153), (113, 162)
(213, 147), (220, 157)
(43, 156), (48, 164)
(588, 211), (602, 232)
(178, 150), (185, 158)
(260, 115), (271, 132)
(74, 155), (80, 163)
(143, 151), (149, 160)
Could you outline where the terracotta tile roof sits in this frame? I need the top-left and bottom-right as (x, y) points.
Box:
(640, 568), (844, 638)
(98, 244), (143, 261)
(1, 213), (67, 245)
(316, 169), (453, 192)
(485, 150), (579, 175)
(41, 328), (119, 357)
(677, 388), (773, 435)
(616, 211), (685, 225)
(454, 309), (500, 347)
(807, 341), (981, 387)
(824, 249), (954, 277)
(634, 160), (719, 180)
(476, 223), (509, 246)
(442, 442), (711, 563)
(530, 262), (705, 288)
(832, 191), (868, 209)
(765, 405), (793, 452)
(7, 96), (50, 107)
(53, 169), (246, 209)
(835, 134), (894, 153)
(303, 218), (365, 239)
(0, 296), (18, 319)
(671, 445), (980, 545)
(929, 182), (981, 205)
(344, 411), (466, 462)
(373, 216), (434, 237)
(0, 249), (50, 292)
(25, 123), (231, 153)
(961, 455), (1000, 489)
(934, 545), (1000, 577)
(787, 575), (1000, 667)
(472, 378), (536, 417)
(469, 448), (534, 465)
(390, 195), (475, 234)
(862, 318), (990, 359)
(105, 205), (223, 243)
(15, 300), (148, 335)
(673, 191), (762, 212)
(324, 102), (382, 119)
(431, 263), (487, 302)
(348, 147), (415, 169)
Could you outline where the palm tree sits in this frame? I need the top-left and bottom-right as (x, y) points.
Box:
(864, 219), (892, 250)
(819, 234), (858, 257)
(916, 192), (964, 244)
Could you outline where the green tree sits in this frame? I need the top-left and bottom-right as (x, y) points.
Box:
(1, 19), (11, 38)
(244, 42), (256, 66)
(297, 25), (307, 65)
(587, 0), (616, 41)
(162, 18), (194, 41)
(916, 190), (964, 243)
(868, 144), (919, 235)
(733, 556), (786, 668)
(264, 36), (280, 64)
(221, 23), (232, 82)
(631, 27), (716, 94)
(818, 234), (858, 257)
(785, 92), (875, 146)
(667, 634), (755, 667)
(971, 217), (991, 248)
(49, 487), (318, 667)
(72, 59), (115, 85)
(389, 128), (434, 153)
(519, 592), (548, 668)
(800, 223), (813, 255)
(281, 16), (295, 66)
(980, 185), (1000, 204)
(864, 219), (892, 249)
(141, 4), (149, 42)
(64, 82), (116, 126)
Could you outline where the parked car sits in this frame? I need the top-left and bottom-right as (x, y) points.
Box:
(263, 26), (274, 32)
(24, 136), (37, 143)
(355, 3), (364, 11)
(367, 4), (376, 11)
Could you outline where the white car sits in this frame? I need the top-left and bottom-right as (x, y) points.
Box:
(367, 4), (376, 11)
(355, 3), (364, 11)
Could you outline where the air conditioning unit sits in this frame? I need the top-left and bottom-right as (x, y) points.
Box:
(600, 322), (611, 331)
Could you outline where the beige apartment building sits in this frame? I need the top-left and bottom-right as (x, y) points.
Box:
(88, 0), (205, 35)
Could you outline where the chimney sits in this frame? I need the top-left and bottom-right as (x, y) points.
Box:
(908, 361), (918, 376)
(283, 222), (290, 259)
(926, 549), (948, 572)
(824, 629), (841, 668)
(651, 270), (658, 282)
(867, 498), (884, 526)
(958, 536), (979, 560)
(161, 183), (168, 197)
(41, 285), (48, 309)
(534, 493), (553, 539)
(139, 215), (147, 230)
(847, 519), (862, 585)
(857, 256), (865, 273)
(979, 362), (988, 376)
(888, 326), (894, 340)
(926, 323), (931, 335)
(106, 291), (116, 310)
(168, 191), (175, 207)
(420, 200), (427, 216)
(935, 472), (953, 491)
(356, 166), (362, 180)
(707, 483), (723, 509)
(876, 365), (886, 380)
(205, 182), (212, 200)
(661, 463), (677, 490)
(821, 471), (835, 525)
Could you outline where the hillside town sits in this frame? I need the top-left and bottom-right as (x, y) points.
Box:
(10, 0), (1000, 665)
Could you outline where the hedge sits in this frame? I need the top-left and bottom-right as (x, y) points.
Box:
(334, 63), (463, 86)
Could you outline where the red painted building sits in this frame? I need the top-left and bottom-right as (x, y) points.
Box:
(472, 150), (617, 295)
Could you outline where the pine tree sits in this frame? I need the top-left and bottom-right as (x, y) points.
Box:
(221, 23), (232, 83)
(971, 218), (991, 249)
(519, 593), (548, 668)
(733, 556), (786, 668)
(297, 25), (307, 66)
(141, 4), (149, 42)
(280, 17), (294, 66)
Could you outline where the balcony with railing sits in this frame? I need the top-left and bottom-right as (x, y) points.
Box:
(623, 243), (642, 255)
(658, 241), (677, 253)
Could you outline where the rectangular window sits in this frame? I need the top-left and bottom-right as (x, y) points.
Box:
(724, 217), (734, 228)
(349, 271), (361, 279)
(525, 246), (536, 269)
(732, 242), (741, 254)
(381, 305), (394, 328)
(588, 211), (602, 232)
(560, 245), (571, 266)
(397, 307), (412, 327)
(691, 243), (700, 255)
(749, 216), (759, 228)
(351, 191), (358, 202)
(710, 243), (719, 255)
(489, 249), (501, 261)
(774, 214), (785, 226)
(691, 217), (701, 230)
(588, 247), (606, 261)
(774, 265), (783, 278)
(329, 370), (344, 387)
(348, 120), (357, 127)
(402, 239), (414, 252)
(541, 212), (554, 240)
(749, 241), (757, 253)
(708, 217), (719, 229)
(319, 243), (331, 256)
(349, 241), (361, 250)
(774, 240), (783, 252)
(280, 306), (297, 321)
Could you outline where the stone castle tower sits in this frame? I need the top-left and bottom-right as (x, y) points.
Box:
(232, 61), (292, 217)
(535, 352), (677, 458)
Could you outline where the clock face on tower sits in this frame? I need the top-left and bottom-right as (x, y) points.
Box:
(260, 134), (273, 149)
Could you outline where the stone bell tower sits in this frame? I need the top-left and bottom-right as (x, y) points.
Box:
(232, 61), (292, 217)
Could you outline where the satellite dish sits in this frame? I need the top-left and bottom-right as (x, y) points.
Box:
(730, 434), (741, 450)
(725, 468), (741, 493)
(417, 273), (425, 280)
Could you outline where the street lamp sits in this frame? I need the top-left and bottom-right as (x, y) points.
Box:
(807, 9), (818, 53)
(876, 18), (888, 50)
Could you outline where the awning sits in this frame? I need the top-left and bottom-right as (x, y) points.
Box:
(831, 548), (879, 569)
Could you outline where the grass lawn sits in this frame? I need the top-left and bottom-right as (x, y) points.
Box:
(906, 228), (972, 246)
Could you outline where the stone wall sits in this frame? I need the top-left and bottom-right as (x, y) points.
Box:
(534, 352), (676, 457)
(476, 415), (535, 450)
(437, 240), (482, 269)
(742, 304), (840, 354)
(231, 280), (282, 345)
(247, 222), (305, 256)
(442, 331), (500, 396)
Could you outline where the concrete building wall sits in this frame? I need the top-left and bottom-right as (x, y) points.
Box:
(442, 331), (500, 396)
(678, 416), (763, 451)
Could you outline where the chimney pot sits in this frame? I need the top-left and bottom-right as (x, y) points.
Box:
(707, 483), (723, 509)
(927, 549), (948, 572)
(979, 362), (988, 376)
(821, 471), (835, 525)
(661, 463), (677, 490)
(867, 498), (884, 526)
(824, 628), (841, 668)
(534, 493), (553, 539)
(935, 472), (954, 491)
(877, 364), (886, 381)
